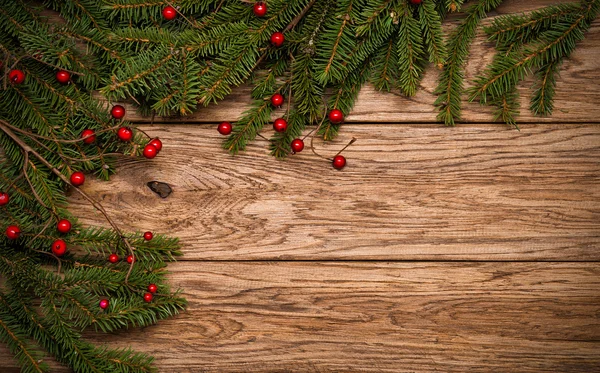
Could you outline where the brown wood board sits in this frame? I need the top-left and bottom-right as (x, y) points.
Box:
(65, 123), (600, 261)
(1, 262), (599, 372)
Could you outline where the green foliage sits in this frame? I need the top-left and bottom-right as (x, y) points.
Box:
(0, 2), (185, 372)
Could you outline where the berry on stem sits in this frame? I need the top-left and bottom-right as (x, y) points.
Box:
(57, 219), (72, 234)
(111, 105), (126, 120)
(328, 109), (344, 124)
(0, 192), (9, 206)
(56, 70), (70, 84)
(148, 284), (158, 293)
(273, 118), (288, 132)
(218, 121), (232, 135)
(162, 6), (177, 20)
(291, 139), (304, 153)
(51, 239), (67, 256)
(81, 129), (96, 144)
(332, 155), (347, 170)
(409, 0), (423, 4)
(99, 299), (109, 309)
(9, 70), (25, 84)
(70, 172), (85, 187)
(271, 93), (284, 107)
(253, 2), (267, 17)
(143, 144), (158, 159)
(126, 254), (134, 264)
(117, 127), (133, 141)
(108, 254), (119, 263)
(270, 32), (285, 47)
(5, 225), (20, 240)
(149, 138), (162, 152)
(143, 231), (153, 241)
(143, 292), (153, 303)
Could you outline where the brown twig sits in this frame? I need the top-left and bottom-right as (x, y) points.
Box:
(285, 0), (317, 32)
(335, 137), (357, 157)
(0, 119), (137, 283)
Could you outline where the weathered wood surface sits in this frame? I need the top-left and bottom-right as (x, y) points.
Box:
(114, 0), (600, 124)
(2, 262), (600, 372)
(66, 123), (600, 261)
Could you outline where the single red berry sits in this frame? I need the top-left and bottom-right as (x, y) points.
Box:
(149, 138), (162, 152)
(70, 172), (85, 187)
(143, 231), (153, 241)
(328, 109), (344, 124)
(111, 105), (126, 120)
(0, 192), (9, 206)
(51, 239), (67, 257)
(81, 129), (96, 144)
(271, 93), (284, 107)
(108, 253), (119, 263)
(273, 118), (288, 132)
(253, 2), (267, 17)
(99, 299), (109, 309)
(332, 155), (347, 170)
(270, 32), (285, 47)
(162, 5), (177, 20)
(148, 284), (158, 293)
(5, 225), (20, 240)
(409, 0), (423, 4)
(9, 70), (25, 84)
(143, 144), (158, 159)
(143, 292), (153, 303)
(218, 121), (232, 135)
(126, 254), (134, 264)
(56, 70), (70, 84)
(291, 138), (304, 153)
(117, 127), (133, 141)
(57, 219), (72, 234)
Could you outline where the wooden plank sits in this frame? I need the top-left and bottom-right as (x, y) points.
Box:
(111, 0), (600, 124)
(66, 123), (600, 261)
(2, 262), (598, 372)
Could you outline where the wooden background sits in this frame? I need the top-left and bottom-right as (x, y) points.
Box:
(3, 0), (600, 371)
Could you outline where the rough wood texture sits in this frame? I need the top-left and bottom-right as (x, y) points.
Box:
(66, 123), (600, 261)
(2, 262), (599, 372)
(114, 1), (600, 124)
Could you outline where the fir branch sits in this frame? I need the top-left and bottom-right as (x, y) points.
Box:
(395, 1), (425, 97)
(530, 59), (561, 116)
(419, 0), (446, 67)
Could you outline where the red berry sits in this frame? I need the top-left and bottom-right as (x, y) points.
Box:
(291, 138), (304, 153)
(57, 219), (72, 234)
(271, 93), (284, 107)
(126, 254), (134, 264)
(409, 0), (423, 4)
(5, 225), (20, 240)
(273, 118), (288, 132)
(218, 121), (232, 135)
(328, 109), (344, 124)
(117, 127), (133, 141)
(51, 239), (67, 257)
(99, 299), (109, 309)
(0, 192), (9, 206)
(81, 129), (96, 144)
(143, 292), (153, 302)
(332, 155), (347, 170)
(270, 32), (285, 47)
(9, 70), (25, 84)
(162, 5), (177, 20)
(253, 2), (267, 17)
(143, 231), (153, 241)
(149, 138), (162, 152)
(148, 284), (158, 293)
(111, 105), (126, 120)
(56, 70), (70, 84)
(70, 172), (85, 187)
(108, 254), (119, 263)
(143, 144), (158, 159)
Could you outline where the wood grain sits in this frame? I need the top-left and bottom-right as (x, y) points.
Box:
(111, 0), (600, 124)
(2, 262), (599, 372)
(65, 123), (600, 261)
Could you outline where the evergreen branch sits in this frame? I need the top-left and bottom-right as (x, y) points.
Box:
(530, 59), (561, 116)
(395, 1), (425, 97)
(223, 99), (273, 154)
(0, 309), (49, 373)
(419, 0), (446, 67)
(372, 36), (398, 91)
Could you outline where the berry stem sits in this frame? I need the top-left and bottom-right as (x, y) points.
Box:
(335, 137), (357, 157)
